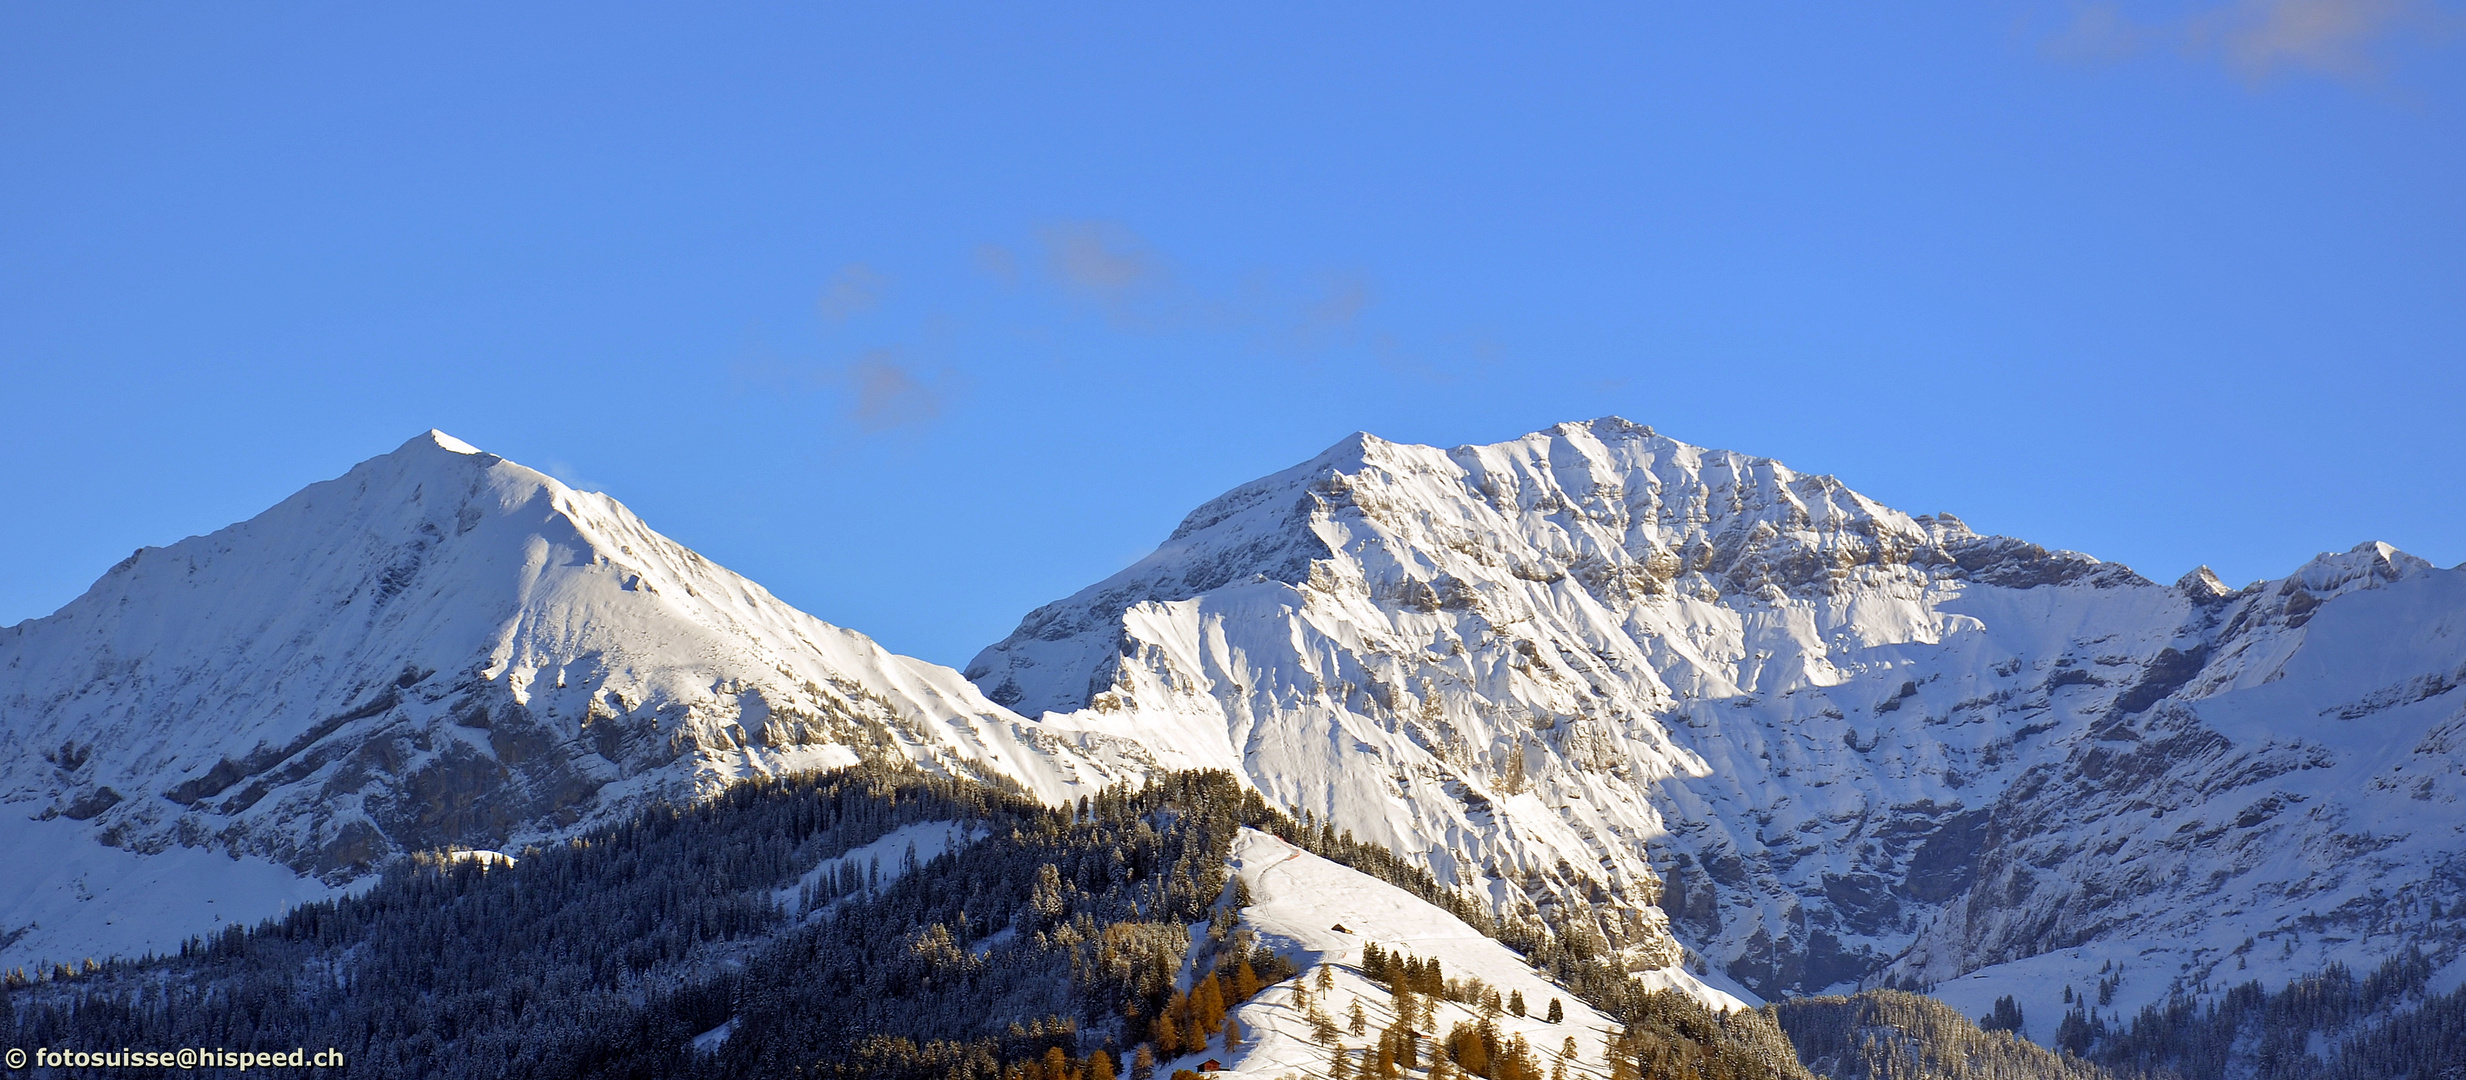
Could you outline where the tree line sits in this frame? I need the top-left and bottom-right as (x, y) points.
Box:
(37, 759), (2456, 1080)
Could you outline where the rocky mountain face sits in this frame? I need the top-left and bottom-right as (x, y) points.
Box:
(967, 418), (2466, 1034)
(1900, 540), (2466, 1024)
(0, 432), (1148, 968)
(11, 419), (2461, 1047)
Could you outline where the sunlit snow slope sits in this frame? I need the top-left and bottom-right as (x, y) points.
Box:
(1199, 828), (1748, 1079)
(969, 417), (2466, 1031)
(0, 431), (1148, 971)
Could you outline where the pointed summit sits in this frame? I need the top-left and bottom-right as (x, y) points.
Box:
(2291, 540), (2431, 598)
(2175, 565), (2235, 601)
(411, 429), (485, 456)
(1564, 414), (1657, 441)
(0, 435), (1141, 972)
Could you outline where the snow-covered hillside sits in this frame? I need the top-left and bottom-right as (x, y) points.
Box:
(13, 418), (2462, 1043)
(968, 418), (2466, 1034)
(1197, 828), (1747, 1079)
(0, 431), (1149, 971)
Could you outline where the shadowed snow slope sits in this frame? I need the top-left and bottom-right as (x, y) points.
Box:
(969, 417), (2466, 1036)
(0, 431), (1149, 972)
(15, 418), (2465, 1044)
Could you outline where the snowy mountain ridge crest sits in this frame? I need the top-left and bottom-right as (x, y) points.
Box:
(0, 430), (1153, 970)
(7, 419), (2462, 1052)
(967, 416), (2466, 1042)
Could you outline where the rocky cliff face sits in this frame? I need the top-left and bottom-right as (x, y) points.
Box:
(1894, 542), (2466, 1021)
(0, 432), (1149, 968)
(13, 420), (2460, 1041)
(968, 419), (2466, 1032)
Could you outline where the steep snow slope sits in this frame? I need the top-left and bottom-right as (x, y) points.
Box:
(1905, 542), (2466, 1043)
(969, 418), (2466, 1026)
(1194, 828), (1746, 1079)
(0, 811), (340, 975)
(0, 432), (1147, 971)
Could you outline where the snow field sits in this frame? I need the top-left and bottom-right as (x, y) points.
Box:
(12, 417), (2466, 1038)
(0, 431), (1146, 971)
(1173, 829), (1738, 1078)
(770, 819), (984, 922)
(0, 812), (357, 976)
(970, 417), (2466, 1017)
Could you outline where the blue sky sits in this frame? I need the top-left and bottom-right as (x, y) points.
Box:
(3, 3), (2460, 668)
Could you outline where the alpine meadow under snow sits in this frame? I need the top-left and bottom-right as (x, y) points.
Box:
(7, 420), (2466, 1078)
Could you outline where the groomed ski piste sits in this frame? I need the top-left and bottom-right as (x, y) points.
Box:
(1159, 828), (1746, 1078)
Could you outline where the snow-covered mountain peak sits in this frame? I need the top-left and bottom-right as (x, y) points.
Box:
(412, 428), (485, 456)
(2175, 565), (2234, 601)
(977, 420), (2137, 717)
(1, 432), (1149, 971)
(15, 417), (2462, 1040)
(974, 419), (2118, 996)
(970, 418), (2466, 1021)
(2290, 540), (2431, 596)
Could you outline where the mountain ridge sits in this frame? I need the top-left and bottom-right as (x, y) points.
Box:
(8, 417), (2461, 1053)
(0, 430), (1151, 970)
(964, 416), (2466, 1042)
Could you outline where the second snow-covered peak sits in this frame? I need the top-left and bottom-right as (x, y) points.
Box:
(970, 417), (2136, 716)
(2290, 540), (2432, 597)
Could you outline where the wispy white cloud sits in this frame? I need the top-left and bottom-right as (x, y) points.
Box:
(1303, 276), (1371, 335)
(760, 226), (1514, 423)
(843, 351), (952, 432)
(972, 243), (1020, 288)
(1039, 221), (1167, 325)
(978, 224), (1386, 354)
(2043, 3), (2164, 62)
(543, 460), (606, 493)
(729, 341), (957, 435)
(2196, 0), (2422, 81)
(818, 263), (887, 322)
(2040, 0), (2450, 84)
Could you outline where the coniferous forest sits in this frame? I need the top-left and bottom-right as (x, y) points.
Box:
(1772, 951), (2466, 1080)
(8, 767), (1259, 1079)
(1, 768), (1794, 1080)
(12, 764), (2466, 1080)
